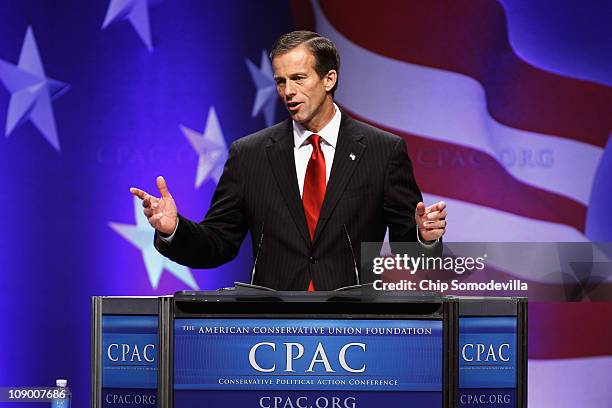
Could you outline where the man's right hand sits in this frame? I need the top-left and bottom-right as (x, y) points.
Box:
(130, 176), (178, 236)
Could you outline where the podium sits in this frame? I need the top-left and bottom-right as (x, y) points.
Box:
(91, 288), (526, 408)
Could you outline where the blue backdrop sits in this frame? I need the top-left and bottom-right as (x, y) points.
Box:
(0, 0), (292, 405)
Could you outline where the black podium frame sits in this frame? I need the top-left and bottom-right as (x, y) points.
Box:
(91, 292), (527, 408)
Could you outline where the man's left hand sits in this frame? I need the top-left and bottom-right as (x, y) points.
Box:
(415, 201), (447, 242)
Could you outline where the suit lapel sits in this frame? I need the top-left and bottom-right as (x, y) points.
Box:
(312, 114), (366, 245)
(265, 119), (311, 247)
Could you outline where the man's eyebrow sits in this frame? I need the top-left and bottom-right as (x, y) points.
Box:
(274, 72), (308, 81)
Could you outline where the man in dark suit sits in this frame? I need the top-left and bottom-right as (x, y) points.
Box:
(130, 31), (447, 290)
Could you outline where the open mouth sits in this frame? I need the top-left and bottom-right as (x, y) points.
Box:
(287, 102), (302, 111)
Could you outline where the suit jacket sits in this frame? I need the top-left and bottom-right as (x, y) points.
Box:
(155, 112), (426, 290)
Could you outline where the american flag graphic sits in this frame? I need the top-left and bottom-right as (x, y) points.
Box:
(300, 0), (612, 242)
(294, 1), (612, 406)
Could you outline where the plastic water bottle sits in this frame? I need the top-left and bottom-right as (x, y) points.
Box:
(50, 379), (71, 408)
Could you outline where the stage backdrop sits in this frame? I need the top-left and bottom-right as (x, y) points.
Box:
(0, 1), (610, 408)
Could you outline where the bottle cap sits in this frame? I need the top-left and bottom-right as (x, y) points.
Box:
(56, 379), (67, 387)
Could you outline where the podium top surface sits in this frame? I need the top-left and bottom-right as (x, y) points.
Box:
(174, 287), (445, 304)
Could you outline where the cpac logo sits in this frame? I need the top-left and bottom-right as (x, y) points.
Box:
(462, 343), (511, 362)
(249, 342), (366, 373)
(107, 343), (155, 363)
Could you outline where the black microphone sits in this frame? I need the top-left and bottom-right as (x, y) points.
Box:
(250, 223), (265, 285)
(343, 224), (360, 285)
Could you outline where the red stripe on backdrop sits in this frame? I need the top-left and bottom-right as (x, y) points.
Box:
(289, 0), (315, 31)
(317, 0), (612, 148)
(529, 302), (612, 359)
(344, 108), (587, 232)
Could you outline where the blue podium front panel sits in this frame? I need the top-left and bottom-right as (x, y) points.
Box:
(459, 317), (517, 408)
(102, 315), (158, 408)
(174, 318), (443, 407)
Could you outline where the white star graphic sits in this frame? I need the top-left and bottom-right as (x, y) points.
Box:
(0, 26), (69, 151)
(109, 196), (199, 290)
(180, 107), (228, 189)
(245, 49), (277, 127)
(102, 0), (155, 52)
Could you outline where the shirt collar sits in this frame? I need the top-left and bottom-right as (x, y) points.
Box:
(293, 103), (341, 149)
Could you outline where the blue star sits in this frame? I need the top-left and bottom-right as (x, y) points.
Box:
(246, 50), (277, 127)
(0, 26), (69, 151)
(179, 107), (228, 189)
(109, 196), (200, 290)
(102, 0), (155, 52)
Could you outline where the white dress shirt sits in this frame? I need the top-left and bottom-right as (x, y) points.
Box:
(293, 104), (341, 197)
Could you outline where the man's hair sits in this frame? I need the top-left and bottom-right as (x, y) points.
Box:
(270, 30), (340, 96)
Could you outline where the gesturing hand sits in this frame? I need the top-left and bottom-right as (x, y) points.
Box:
(415, 201), (447, 242)
(130, 176), (178, 235)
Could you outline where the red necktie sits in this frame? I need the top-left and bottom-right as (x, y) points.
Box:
(302, 134), (326, 291)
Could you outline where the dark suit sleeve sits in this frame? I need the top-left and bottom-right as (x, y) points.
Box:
(383, 138), (423, 243)
(154, 141), (249, 268)
(384, 138), (443, 256)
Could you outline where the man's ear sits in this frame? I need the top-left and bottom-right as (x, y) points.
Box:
(324, 69), (337, 92)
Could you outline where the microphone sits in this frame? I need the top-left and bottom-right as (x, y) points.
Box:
(343, 224), (360, 285)
(250, 223), (265, 285)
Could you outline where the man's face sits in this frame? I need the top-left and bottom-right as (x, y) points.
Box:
(272, 45), (335, 130)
